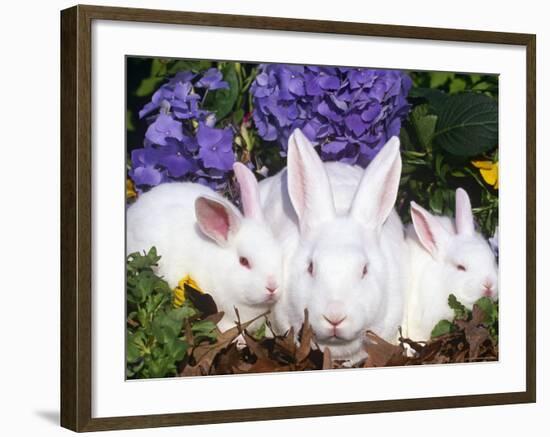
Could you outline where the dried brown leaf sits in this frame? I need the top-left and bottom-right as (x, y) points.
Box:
(204, 311), (225, 326)
(248, 358), (293, 373)
(364, 331), (407, 367)
(322, 347), (333, 370)
(214, 342), (242, 374)
(296, 310), (314, 363)
(274, 327), (297, 359)
(182, 312), (267, 376)
(243, 331), (269, 360)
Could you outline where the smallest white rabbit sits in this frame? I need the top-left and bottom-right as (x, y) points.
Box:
(403, 188), (498, 342)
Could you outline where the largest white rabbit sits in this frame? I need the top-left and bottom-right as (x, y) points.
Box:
(259, 129), (407, 363)
(126, 162), (284, 332)
(402, 188), (499, 342)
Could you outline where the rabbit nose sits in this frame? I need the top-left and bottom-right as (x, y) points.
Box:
(266, 276), (278, 291)
(483, 281), (494, 297)
(266, 286), (278, 294)
(323, 315), (347, 327)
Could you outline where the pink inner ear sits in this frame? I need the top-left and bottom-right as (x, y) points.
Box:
(196, 198), (231, 242)
(286, 128), (336, 233)
(411, 206), (437, 255)
(290, 153), (307, 220)
(233, 163), (263, 220)
(240, 184), (256, 218)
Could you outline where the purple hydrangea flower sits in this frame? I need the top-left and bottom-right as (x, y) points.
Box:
(128, 148), (165, 186)
(195, 68), (230, 90)
(145, 114), (184, 146)
(129, 67), (234, 192)
(250, 64), (412, 166)
(197, 123), (235, 171)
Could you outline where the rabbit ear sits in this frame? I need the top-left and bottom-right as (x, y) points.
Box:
(350, 136), (402, 229)
(195, 196), (241, 246)
(410, 201), (451, 257)
(455, 187), (474, 235)
(233, 162), (264, 221)
(287, 129), (336, 234)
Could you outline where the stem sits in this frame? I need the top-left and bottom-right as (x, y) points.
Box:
(201, 89), (209, 106)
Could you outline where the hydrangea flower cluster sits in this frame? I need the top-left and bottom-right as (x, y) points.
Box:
(129, 68), (235, 191)
(251, 65), (412, 166)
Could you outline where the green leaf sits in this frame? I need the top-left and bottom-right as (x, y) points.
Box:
(430, 72), (455, 88)
(252, 322), (267, 341)
(449, 78), (466, 94)
(475, 297), (497, 324)
(151, 59), (167, 77)
(203, 64), (239, 121)
(136, 272), (156, 300)
(432, 93), (498, 157)
(127, 247), (161, 271)
(448, 294), (468, 320)
(469, 74), (482, 84)
(399, 126), (413, 149)
(408, 87), (448, 112)
(151, 307), (194, 344)
(126, 110), (135, 132)
(135, 77), (164, 97)
(411, 105), (437, 149)
(165, 338), (189, 362)
(191, 320), (218, 343)
(431, 320), (454, 338)
(429, 188), (444, 214)
(232, 108), (245, 125)
(126, 333), (143, 363)
(166, 60), (212, 75)
(472, 81), (493, 91)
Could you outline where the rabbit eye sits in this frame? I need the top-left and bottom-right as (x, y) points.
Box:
(239, 256), (251, 269)
(362, 264), (368, 278)
(307, 261), (314, 276)
(456, 264), (467, 272)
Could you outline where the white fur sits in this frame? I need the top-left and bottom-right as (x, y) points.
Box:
(126, 164), (284, 332)
(259, 129), (406, 363)
(402, 188), (499, 341)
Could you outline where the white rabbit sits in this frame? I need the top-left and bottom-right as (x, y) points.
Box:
(126, 162), (284, 332)
(259, 129), (406, 363)
(402, 188), (499, 342)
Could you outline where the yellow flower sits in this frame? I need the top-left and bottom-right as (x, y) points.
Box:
(126, 178), (137, 199)
(173, 275), (203, 307)
(471, 160), (498, 189)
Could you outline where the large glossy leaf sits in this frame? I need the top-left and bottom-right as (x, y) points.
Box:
(408, 87), (448, 113)
(433, 93), (498, 157)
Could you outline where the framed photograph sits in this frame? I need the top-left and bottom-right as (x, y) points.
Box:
(60, 4), (536, 432)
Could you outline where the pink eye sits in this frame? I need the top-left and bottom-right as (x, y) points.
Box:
(456, 264), (467, 272)
(307, 261), (314, 276)
(362, 264), (368, 278)
(239, 256), (251, 269)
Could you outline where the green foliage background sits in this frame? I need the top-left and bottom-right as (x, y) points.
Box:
(398, 71), (499, 236)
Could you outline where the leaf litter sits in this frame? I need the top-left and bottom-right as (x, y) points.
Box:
(177, 289), (498, 376)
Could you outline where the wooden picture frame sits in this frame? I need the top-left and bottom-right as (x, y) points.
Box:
(60, 4), (536, 432)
